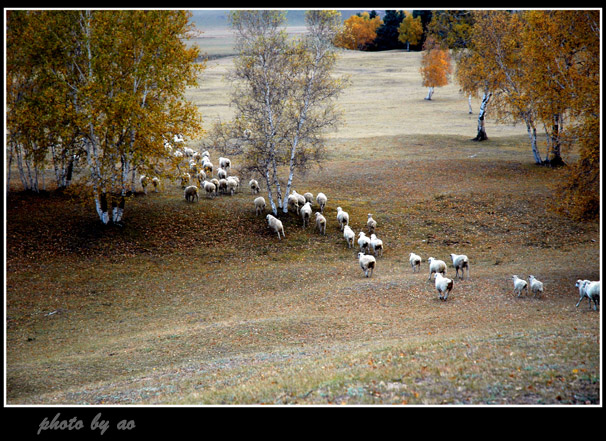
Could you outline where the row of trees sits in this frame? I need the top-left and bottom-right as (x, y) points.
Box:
(434, 10), (599, 219)
(6, 10), (203, 223)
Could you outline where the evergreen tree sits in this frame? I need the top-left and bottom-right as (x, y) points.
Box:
(370, 10), (405, 50)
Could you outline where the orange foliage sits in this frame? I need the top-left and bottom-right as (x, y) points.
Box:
(419, 39), (453, 88)
(334, 12), (383, 50)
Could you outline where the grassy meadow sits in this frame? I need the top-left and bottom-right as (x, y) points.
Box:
(5, 27), (601, 406)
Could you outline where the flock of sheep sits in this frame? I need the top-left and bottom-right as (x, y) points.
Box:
(147, 136), (600, 311)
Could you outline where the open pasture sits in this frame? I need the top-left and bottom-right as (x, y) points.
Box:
(5, 42), (600, 405)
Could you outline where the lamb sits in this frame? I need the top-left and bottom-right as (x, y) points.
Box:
(336, 207), (349, 231)
(316, 192), (327, 213)
(219, 157), (231, 171)
(450, 253), (470, 280)
(528, 275), (544, 298)
(343, 225), (355, 248)
(203, 180), (216, 198)
(358, 252), (376, 278)
(434, 273), (454, 301)
(184, 185), (199, 202)
(303, 192), (314, 205)
(409, 252), (422, 273)
(300, 202), (312, 228)
(511, 275), (528, 297)
(266, 214), (285, 240)
(369, 233), (383, 257)
(254, 196), (266, 216)
(427, 257), (447, 281)
(249, 179), (260, 194)
(367, 213), (377, 234)
(575, 279), (600, 310)
(315, 212), (326, 235)
(358, 231), (370, 254)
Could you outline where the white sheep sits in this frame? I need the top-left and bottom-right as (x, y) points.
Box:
(173, 150), (183, 159)
(174, 133), (185, 144)
(434, 273), (454, 301)
(196, 170), (207, 186)
(367, 213), (377, 234)
(203, 160), (213, 176)
(336, 207), (349, 231)
(210, 178), (220, 195)
(184, 185), (199, 202)
(358, 231), (370, 254)
(528, 275), (544, 298)
(316, 192), (327, 213)
(180, 173), (191, 188)
(291, 190), (306, 209)
(203, 180), (216, 198)
(140, 175), (149, 194)
(575, 279), (600, 310)
(192, 151), (202, 163)
(183, 147), (194, 157)
(343, 225), (355, 248)
(427, 257), (447, 281)
(369, 233), (383, 257)
(303, 192), (314, 204)
(315, 212), (326, 235)
(287, 193), (300, 214)
(219, 157), (231, 171)
(409, 252), (422, 273)
(201, 150), (210, 160)
(358, 252), (376, 278)
(266, 214), (285, 240)
(450, 253), (470, 280)
(249, 179), (260, 194)
(218, 178), (228, 194)
(254, 196), (266, 216)
(300, 202), (312, 228)
(152, 177), (160, 192)
(226, 176), (238, 195)
(217, 167), (227, 180)
(511, 275), (528, 297)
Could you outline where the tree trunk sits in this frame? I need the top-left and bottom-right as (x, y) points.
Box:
(424, 87), (434, 100)
(547, 113), (565, 167)
(468, 94), (473, 114)
(525, 118), (541, 165)
(472, 92), (491, 141)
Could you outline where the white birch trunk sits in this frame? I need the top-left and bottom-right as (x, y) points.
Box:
(424, 87), (434, 100)
(473, 92), (491, 141)
(468, 94), (473, 114)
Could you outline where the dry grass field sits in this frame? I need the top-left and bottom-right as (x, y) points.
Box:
(5, 28), (601, 407)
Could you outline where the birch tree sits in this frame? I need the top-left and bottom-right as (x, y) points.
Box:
(225, 10), (345, 216)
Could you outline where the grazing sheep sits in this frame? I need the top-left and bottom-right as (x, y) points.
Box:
(409, 252), (422, 273)
(303, 192), (314, 205)
(210, 178), (220, 194)
(192, 151), (202, 163)
(174, 133), (185, 144)
(219, 157), (231, 171)
(336, 207), (349, 231)
(140, 175), (149, 194)
(300, 202), (312, 228)
(450, 253), (470, 280)
(184, 185), (198, 202)
(369, 233), (383, 257)
(427, 257), (447, 281)
(226, 176), (238, 195)
(266, 214), (285, 240)
(254, 196), (266, 216)
(173, 150), (183, 159)
(434, 273), (454, 301)
(315, 212), (326, 235)
(244, 129), (252, 139)
(528, 275), (544, 298)
(358, 231), (370, 254)
(575, 279), (600, 310)
(183, 147), (194, 157)
(152, 177), (160, 192)
(316, 192), (327, 213)
(203, 180), (216, 198)
(287, 193), (300, 214)
(249, 179), (260, 194)
(201, 150), (210, 160)
(358, 252), (376, 278)
(217, 167), (227, 180)
(367, 213), (377, 234)
(343, 225), (355, 248)
(511, 275), (528, 297)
